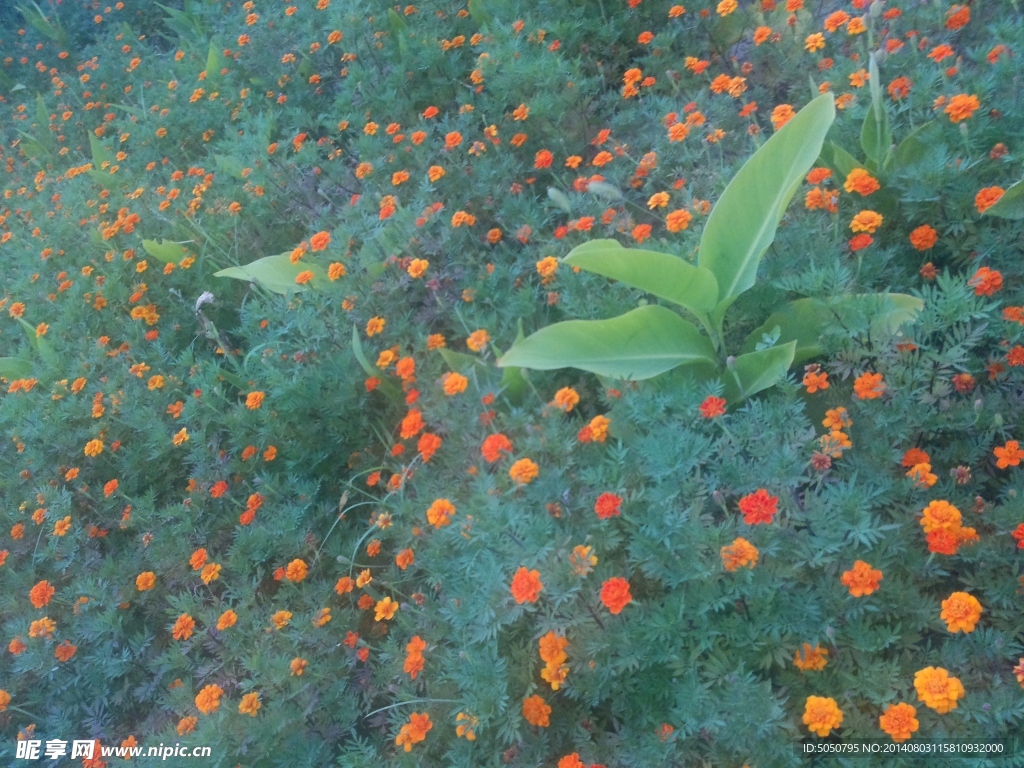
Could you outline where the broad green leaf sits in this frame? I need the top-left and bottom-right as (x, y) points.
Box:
(564, 239), (719, 316)
(217, 370), (248, 390)
(205, 40), (223, 81)
(723, 341), (797, 403)
(497, 305), (716, 380)
(0, 357), (33, 379)
(214, 253), (326, 294)
(89, 134), (113, 168)
(741, 293), (924, 364)
(860, 53), (892, 164)
(438, 348), (487, 372)
(547, 187), (572, 214)
(499, 319), (528, 405)
(142, 239), (189, 264)
(827, 142), (862, 179)
(983, 177), (1024, 220)
(891, 121), (938, 171)
(709, 11), (745, 53)
(699, 93), (835, 305)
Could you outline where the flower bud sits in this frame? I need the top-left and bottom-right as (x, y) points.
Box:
(993, 413), (1004, 428)
(726, 355), (736, 371)
(869, 0), (883, 17)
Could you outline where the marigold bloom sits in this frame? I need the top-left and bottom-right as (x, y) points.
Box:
(407, 258), (428, 278)
(914, 667), (965, 713)
(919, 500), (962, 533)
(404, 635), (426, 679)
(666, 208), (693, 232)
(522, 694), (551, 727)
(552, 387), (579, 412)
(466, 329), (490, 351)
(853, 371), (886, 399)
(271, 610), (292, 629)
(968, 266), (1002, 295)
(136, 572), (156, 591)
(841, 560), (883, 597)
(995, 440), (1022, 469)
(802, 370), (829, 393)
(850, 210), (883, 233)
(245, 390), (265, 410)
(940, 591), (982, 633)
(172, 613), (196, 641)
(803, 696), (843, 737)
(195, 684), (223, 715)
(509, 458), (539, 485)
(771, 104), (796, 130)
(594, 492), (623, 519)
(374, 596), (399, 621)
(879, 702), (919, 743)
(84, 438), (104, 457)
(793, 643), (829, 671)
(694, 395), (726, 419)
(974, 187), (1005, 214)
(721, 537), (759, 572)
(216, 610), (237, 630)
(844, 168), (880, 196)
(395, 712), (432, 751)
(400, 408), (425, 439)
(366, 316), (386, 336)
(738, 489), (779, 525)
(442, 372), (468, 395)
(510, 566), (543, 604)
(600, 576), (632, 614)
(29, 580), (55, 608)
(29, 617), (56, 638)
(909, 225), (938, 250)
(238, 692), (261, 717)
(944, 93), (979, 122)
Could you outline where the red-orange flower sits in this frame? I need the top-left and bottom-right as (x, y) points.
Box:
(841, 560), (883, 597)
(594, 492), (622, 519)
(599, 576), (632, 614)
(481, 433), (513, 462)
(510, 566), (543, 604)
(737, 489), (779, 525)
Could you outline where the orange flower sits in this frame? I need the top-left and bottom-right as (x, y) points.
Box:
(522, 694), (551, 727)
(919, 500), (962, 533)
(699, 395), (727, 418)
(466, 329), (490, 351)
(400, 408), (425, 439)
(285, 559), (308, 582)
(914, 667), (965, 713)
(738, 489), (779, 525)
(442, 372), (468, 395)
(29, 580), (55, 608)
(482, 433), (513, 462)
(290, 657), (308, 676)
(444, 131), (463, 149)
(850, 210), (883, 233)
(600, 576), (632, 614)
(974, 187), (1005, 214)
(195, 684), (223, 715)
(510, 566), (543, 604)
(201, 563), (221, 584)
(552, 387), (580, 411)
(84, 438), (104, 457)
(426, 498), (456, 528)
(771, 104), (796, 130)
(245, 390), (265, 409)
(309, 231), (331, 251)
(944, 93), (979, 122)
(802, 370), (829, 393)
(404, 635), (426, 679)
(853, 371), (886, 399)
(374, 596), (399, 621)
(909, 225), (938, 250)
(994, 440), (1022, 469)
(239, 692), (261, 717)
(879, 702), (918, 743)
(395, 712), (432, 751)
(844, 168), (880, 196)
(840, 560), (883, 597)
(136, 571), (156, 591)
(417, 433), (441, 462)
(216, 609), (237, 630)
(793, 643), (829, 671)
(396, 548), (415, 570)
(335, 576), (355, 594)
(172, 614), (196, 640)
(509, 458), (539, 485)
(803, 696), (843, 737)
(968, 266), (1002, 295)
(594, 492), (622, 520)
(271, 610), (292, 629)
(721, 537), (759, 571)
(177, 716), (197, 735)
(940, 591), (982, 633)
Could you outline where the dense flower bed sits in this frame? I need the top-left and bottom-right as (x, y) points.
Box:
(0, 0), (1022, 765)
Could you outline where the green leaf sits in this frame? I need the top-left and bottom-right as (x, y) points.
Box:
(217, 370), (248, 390)
(860, 53), (892, 164)
(891, 121), (938, 171)
(564, 239), (719, 317)
(215, 154), (245, 180)
(205, 40), (224, 81)
(0, 357), (33, 379)
(214, 253), (326, 294)
(828, 141), (863, 178)
(699, 93), (835, 305)
(89, 133), (113, 168)
(142, 239), (189, 264)
(983, 178), (1024, 220)
(497, 305), (717, 380)
(438, 348), (487, 372)
(723, 341), (797, 403)
(468, 0), (492, 28)
(18, 319), (57, 368)
(741, 294), (924, 364)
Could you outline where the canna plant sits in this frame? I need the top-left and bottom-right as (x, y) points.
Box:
(498, 93), (922, 402)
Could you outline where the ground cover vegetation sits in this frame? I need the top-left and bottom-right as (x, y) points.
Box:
(0, 0), (1023, 765)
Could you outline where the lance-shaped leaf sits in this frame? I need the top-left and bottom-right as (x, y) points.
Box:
(891, 121), (939, 171)
(861, 53), (892, 165)
(983, 178), (1024, 220)
(700, 93), (835, 305)
(564, 239), (719, 317)
(214, 253), (326, 294)
(723, 341), (797, 403)
(0, 357), (33, 379)
(497, 305), (717, 380)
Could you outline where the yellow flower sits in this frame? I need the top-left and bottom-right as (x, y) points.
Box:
(803, 696), (843, 737)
